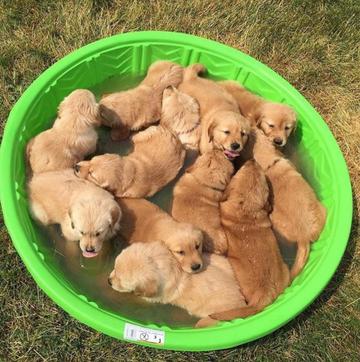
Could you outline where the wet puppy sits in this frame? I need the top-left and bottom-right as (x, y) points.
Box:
(160, 85), (201, 150)
(218, 80), (297, 148)
(116, 197), (204, 274)
(26, 89), (100, 174)
(240, 128), (327, 280)
(75, 125), (185, 198)
(178, 63), (250, 159)
(99, 60), (184, 141)
(171, 149), (234, 255)
(210, 160), (290, 322)
(27, 169), (121, 257)
(108, 241), (246, 328)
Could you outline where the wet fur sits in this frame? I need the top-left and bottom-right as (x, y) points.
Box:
(108, 241), (246, 328)
(239, 129), (327, 280)
(115, 197), (204, 274)
(171, 149), (234, 255)
(210, 160), (290, 322)
(218, 80), (297, 148)
(26, 89), (100, 174)
(178, 64), (250, 157)
(75, 125), (185, 198)
(160, 85), (201, 150)
(27, 169), (121, 255)
(99, 60), (184, 141)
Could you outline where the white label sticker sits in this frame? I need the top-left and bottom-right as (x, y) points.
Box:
(124, 323), (165, 346)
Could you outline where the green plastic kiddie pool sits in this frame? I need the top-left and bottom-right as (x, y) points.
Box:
(0, 31), (353, 351)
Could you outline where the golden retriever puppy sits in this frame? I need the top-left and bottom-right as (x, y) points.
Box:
(210, 160), (290, 322)
(27, 169), (121, 257)
(240, 128), (327, 280)
(116, 197), (204, 274)
(99, 60), (184, 141)
(171, 149), (234, 255)
(26, 89), (100, 174)
(160, 85), (201, 150)
(178, 63), (250, 159)
(108, 241), (246, 328)
(218, 80), (297, 148)
(75, 125), (185, 198)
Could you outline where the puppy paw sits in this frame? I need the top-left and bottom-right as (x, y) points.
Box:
(194, 316), (220, 329)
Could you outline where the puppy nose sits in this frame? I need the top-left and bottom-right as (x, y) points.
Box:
(231, 142), (240, 150)
(108, 278), (112, 286)
(273, 138), (283, 146)
(85, 247), (96, 253)
(75, 164), (80, 172)
(191, 263), (202, 272)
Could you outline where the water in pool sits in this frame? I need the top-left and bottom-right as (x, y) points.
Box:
(34, 70), (296, 329)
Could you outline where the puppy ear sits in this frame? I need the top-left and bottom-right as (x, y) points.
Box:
(134, 279), (158, 298)
(68, 206), (75, 229)
(207, 120), (216, 143)
(101, 93), (111, 99)
(110, 126), (131, 142)
(254, 110), (263, 126)
(109, 205), (121, 232)
(291, 119), (298, 135)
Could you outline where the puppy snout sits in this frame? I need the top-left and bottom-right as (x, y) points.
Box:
(85, 247), (96, 253)
(231, 142), (241, 151)
(191, 263), (202, 272)
(273, 138), (284, 146)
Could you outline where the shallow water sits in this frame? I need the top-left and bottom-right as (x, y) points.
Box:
(34, 70), (296, 329)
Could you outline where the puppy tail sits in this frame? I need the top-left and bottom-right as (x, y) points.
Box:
(290, 241), (311, 281)
(153, 62), (184, 95)
(183, 63), (207, 81)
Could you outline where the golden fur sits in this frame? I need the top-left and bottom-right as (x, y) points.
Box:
(178, 64), (250, 158)
(160, 85), (201, 150)
(116, 197), (204, 274)
(108, 241), (246, 328)
(75, 125), (185, 198)
(218, 80), (297, 148)
(99, 60), (184, 141)
(210, 160), (290, 322)
(171, 149), (234, 255)
(27, 169), (121, 257)
(240, 128), (328, 280)
(26, 89), (100, 174)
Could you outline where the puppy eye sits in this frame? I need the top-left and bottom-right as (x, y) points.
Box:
(89, 172), (95, 179)
(177, 250), (185, 255)
(268, 124), (275, 129)
(80, 231), (85, 235)
(95, 231), (101, 237)
(241, 130), (247, 136)
(223, 130), (230, 135)
(195, 244), (200, 250)
(285, 126), (291, 131)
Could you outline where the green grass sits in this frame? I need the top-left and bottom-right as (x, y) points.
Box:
(1, 0), (359, 360)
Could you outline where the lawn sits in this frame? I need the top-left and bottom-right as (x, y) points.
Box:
(0, 0), (359, 361)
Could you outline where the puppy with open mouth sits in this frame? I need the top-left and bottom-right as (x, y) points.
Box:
(27, 169), (122, 258)
(218, 80), (297, 149)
